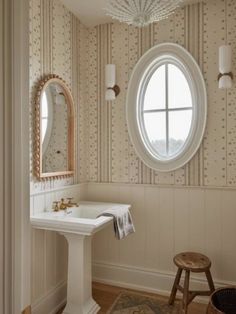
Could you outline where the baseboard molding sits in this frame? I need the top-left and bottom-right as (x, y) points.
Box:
(32, 281), (66, 314)
(31, 262), (235, 313)
(93, 261), (235, 304)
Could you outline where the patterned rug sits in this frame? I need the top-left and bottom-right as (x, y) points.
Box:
(107, 292), (180, 314)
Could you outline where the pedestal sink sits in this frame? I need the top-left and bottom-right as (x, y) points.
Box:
(31, 201), (131, 314)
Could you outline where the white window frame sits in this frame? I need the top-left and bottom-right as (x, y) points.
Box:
(126, 43), (207, 172)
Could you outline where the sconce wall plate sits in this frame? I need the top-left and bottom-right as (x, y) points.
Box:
(108, 85), (120, 97)
(218, 72), (234, 81)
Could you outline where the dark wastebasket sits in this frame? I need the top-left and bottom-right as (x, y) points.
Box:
(207, 287), (236, 314)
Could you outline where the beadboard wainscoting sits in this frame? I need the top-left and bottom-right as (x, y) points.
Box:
(87, 183), (236, 301)
(31, 182), (236, 311)
(30, 183), (87, 314)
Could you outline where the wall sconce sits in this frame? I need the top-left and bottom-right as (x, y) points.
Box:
(105, 64), (120, 101)
(218, 45), (233, 89)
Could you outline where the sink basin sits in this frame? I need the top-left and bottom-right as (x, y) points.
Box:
(30, 201), (125, 235)
(31, 201), (131, 314)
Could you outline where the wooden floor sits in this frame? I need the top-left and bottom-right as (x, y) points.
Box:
(57, 282), (207, 313)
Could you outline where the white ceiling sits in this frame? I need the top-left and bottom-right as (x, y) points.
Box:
(60, 0), (200, 27)
(60, 0), (112, 27)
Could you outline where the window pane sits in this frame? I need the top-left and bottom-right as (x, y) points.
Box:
(143, 112), (167, 157)
(168, 64), (192, 109)
(41, 118), (48, 142)
(41, 91), (48, 118)
(143, 64), (166, 111)
(168, 110), (192, 156)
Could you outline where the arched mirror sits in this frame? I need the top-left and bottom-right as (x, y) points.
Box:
(34, 75), (75, 180)
(126, 43), (207, 172)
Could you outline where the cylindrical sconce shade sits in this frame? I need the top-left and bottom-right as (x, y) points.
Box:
(219, 45), (232, 73)
(219, 45), (233, 89)
(105, 64), (116, 88)
(219, 75), (232, 89)
(105, 89), (116, 101)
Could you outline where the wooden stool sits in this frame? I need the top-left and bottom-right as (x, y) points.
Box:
(168, 252), (215, 314)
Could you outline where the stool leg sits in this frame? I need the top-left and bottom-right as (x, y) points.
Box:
(168, 268), (182, 305)
(205, 269), (215, 293)
(182, 270), (190, 314)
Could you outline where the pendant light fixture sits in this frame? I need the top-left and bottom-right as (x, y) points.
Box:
(105, 0), (183, 28)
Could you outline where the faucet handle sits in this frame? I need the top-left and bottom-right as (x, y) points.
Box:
(53, 201), (60, 212)
(60, 198), (67, 210)
(67, 197), (73, 207)
(67, 197), (78, 207)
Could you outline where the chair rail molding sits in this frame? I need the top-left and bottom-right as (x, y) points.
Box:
(0, 0), (30, 313)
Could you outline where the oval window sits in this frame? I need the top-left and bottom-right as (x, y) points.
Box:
(126, 43), (207, 172)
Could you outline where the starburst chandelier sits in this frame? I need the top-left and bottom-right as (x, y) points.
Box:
(105, 0), (184, 27)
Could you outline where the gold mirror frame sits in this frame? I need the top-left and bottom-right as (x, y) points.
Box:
(34, 74), (75, 180)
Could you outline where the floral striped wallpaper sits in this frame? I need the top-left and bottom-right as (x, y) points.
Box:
(29, 0), (87, 193)
(30, 0), (236, 190)
(85, 0), (236, 187)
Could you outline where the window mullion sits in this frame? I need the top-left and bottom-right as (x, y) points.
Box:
(165, 64), (169, 156)
(143, 107), (192, 114)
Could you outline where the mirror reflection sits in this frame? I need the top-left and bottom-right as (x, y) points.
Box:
(41, 82), (69, 173)
(34, 75), (74, 180)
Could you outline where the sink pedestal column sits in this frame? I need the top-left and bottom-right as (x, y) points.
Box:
(60, 233), (100, 314)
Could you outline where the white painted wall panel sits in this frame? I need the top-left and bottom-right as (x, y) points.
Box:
(188, 189), (205, 252)
(205, 190), (222, 278)
(173, 189), (189, 254)
(145, 187), (160, 269)
(89, 183), (236, 293)
(31, 182), (236, 310)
